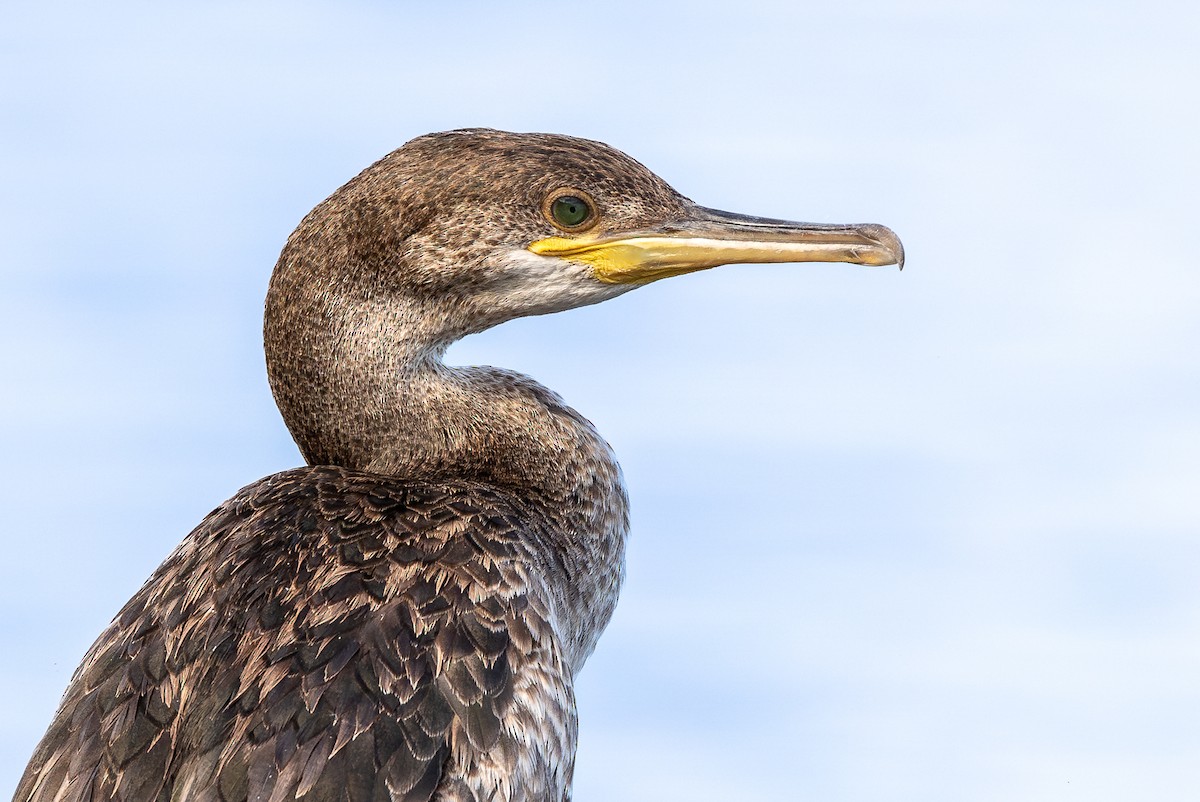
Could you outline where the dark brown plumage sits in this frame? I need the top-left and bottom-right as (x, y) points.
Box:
(15, 129), (901, 802)
(19, 468), (586, 802)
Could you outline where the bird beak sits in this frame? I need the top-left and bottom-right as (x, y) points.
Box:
(527, 207), (904, 285)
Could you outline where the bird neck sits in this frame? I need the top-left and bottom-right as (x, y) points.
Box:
(363, 355), (623, 511)
(266, 289), (623, 513)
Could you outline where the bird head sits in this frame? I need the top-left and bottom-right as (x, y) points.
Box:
(269, 128), (902, 346)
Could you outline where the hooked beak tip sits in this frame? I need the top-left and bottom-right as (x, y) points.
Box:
(859, 223), (905, 270)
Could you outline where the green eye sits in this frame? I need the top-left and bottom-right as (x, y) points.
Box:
(550, 195), (592, 228)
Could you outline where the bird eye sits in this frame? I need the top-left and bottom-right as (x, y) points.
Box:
(548, 194), (593, 229)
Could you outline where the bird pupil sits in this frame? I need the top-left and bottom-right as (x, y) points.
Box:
(552, 196), (590, 227)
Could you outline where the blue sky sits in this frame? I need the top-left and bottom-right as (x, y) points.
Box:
(2, 1), (1199, 799)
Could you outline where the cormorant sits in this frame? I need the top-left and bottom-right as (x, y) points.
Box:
(14, 129), (902, 802)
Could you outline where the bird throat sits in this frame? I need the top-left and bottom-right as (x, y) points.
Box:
(267, 288), (608, 496)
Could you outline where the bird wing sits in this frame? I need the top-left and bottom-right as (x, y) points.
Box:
(15, 466), (574, 802)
